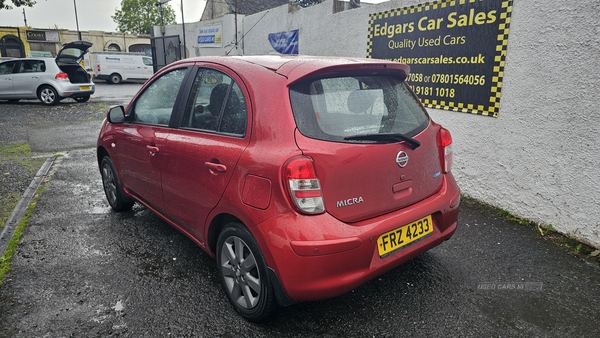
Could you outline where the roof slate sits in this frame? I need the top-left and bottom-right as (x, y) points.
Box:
(225, 0), (290, 15)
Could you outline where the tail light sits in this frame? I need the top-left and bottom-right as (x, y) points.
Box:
(55, 72), (69, 80)
(284, 156), (325, 214)
(437, 127), (453, 173)
(97, 64), (100, 72)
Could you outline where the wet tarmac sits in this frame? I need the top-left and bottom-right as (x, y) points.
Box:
(91, 82), (144, 105)
(0, 147), (599, 337)
(1, 84), (599, 336)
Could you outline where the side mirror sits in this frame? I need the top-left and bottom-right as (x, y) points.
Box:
(107, 105), (126, 124)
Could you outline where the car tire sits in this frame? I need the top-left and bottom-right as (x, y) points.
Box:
(216, 222), (277, 321)
(38, 85), (60, 106)
(74, 96), (90, 103)
(100, 156), (134, 211)
(109, 73), (122, 84)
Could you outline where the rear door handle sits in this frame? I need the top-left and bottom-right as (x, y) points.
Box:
(146, 145), (160, 156)
(204, 162), (227, 175)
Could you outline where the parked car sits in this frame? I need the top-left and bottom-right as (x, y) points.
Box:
(96, 55), (460, 321)
(92, 52), (154, 84)
(0, 41), (95, 105)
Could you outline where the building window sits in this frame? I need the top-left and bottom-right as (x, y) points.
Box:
(107, 43), (121, 51)
(129, 43), (152, 55)
(0, 34), (25, 58)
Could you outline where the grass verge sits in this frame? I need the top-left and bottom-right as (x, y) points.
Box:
(0, 144), (45, 229)
(0, 183), (46, 286)
(0, 143), (47, 285)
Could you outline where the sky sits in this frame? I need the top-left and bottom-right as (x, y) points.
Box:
(0, 0), (208, 32)
(0, 0), (388, 33)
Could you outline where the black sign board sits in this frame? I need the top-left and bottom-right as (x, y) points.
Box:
(367, 0), (513, 117)
(26, 30), (48, 41)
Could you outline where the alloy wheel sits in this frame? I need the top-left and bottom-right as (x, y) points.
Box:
(101, 161), (118, 206)
(219, 235), (261, 309)
(39, 87), (57, 105)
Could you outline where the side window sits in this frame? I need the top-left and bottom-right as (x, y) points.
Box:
(183, 68), (247, 136)
(132, 68), (187, 126)
(143, 57), (153, 66)
(221, 82), (247, 135)
(19, 60), (44, 73)
(0, 61), (17, 75)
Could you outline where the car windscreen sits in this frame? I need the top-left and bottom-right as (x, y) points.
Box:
(289, 75), (430, 142)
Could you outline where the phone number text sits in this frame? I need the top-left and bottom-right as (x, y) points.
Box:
(408, 73), (486, 86)
(411, 86), (455, 98)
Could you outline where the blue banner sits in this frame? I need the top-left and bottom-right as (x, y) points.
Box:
(268, 30), (299, 55)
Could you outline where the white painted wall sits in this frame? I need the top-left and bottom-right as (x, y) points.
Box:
(168, 0), (600, 248)
(156, 14), (244, 57)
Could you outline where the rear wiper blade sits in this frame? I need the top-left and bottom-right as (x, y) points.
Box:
(344, 133), (421, 150)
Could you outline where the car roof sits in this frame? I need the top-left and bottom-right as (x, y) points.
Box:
(178, 55), (411, 85)
(0, 57), (53, 62)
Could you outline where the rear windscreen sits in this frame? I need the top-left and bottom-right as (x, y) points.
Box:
(60, 48), (85, 59)
(290, 75), (430, 142)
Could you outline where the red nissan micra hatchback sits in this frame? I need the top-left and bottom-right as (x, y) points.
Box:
(97, 55), (460, 321)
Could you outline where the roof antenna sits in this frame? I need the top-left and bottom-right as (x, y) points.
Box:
(226, 10), (269, 55)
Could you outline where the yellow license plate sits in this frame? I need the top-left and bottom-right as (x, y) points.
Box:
(79, 86), (91, 91)
(377, 215), (434, 257)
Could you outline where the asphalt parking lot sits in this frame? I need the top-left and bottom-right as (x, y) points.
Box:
(0, 88), (599, 337)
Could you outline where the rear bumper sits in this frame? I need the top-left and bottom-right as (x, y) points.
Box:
(56, 83), (95, 97)
(253, 174), (460, 302)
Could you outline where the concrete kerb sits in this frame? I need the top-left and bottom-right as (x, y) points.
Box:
(0, 156), (56, 258)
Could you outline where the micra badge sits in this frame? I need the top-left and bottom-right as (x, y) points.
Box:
(336, 197), (364, 208)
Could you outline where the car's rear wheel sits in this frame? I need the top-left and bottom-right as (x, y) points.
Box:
(109, 73), (122, 84)
(216, 222), (277, 321)
(74, 95), (90, 103)
(38, 85), (59, 105)
(100, 156), (134, 211)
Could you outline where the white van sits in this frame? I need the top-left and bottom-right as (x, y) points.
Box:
(92, 52), (153, 84)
